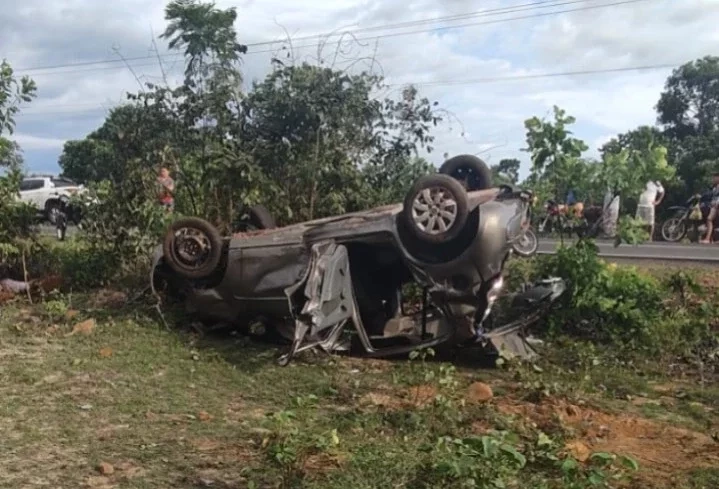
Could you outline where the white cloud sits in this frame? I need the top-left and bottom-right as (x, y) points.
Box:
(1, 0), (717, 177)
(13, 133), (67, 150)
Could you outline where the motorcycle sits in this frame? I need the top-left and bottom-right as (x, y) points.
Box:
(535, 199), (608, 239)
(512, 204), (538, 257)
(536, 199), (575, 237)
(661, 191), (717, 242)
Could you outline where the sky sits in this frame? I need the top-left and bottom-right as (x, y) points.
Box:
(2, 0), (719, 181)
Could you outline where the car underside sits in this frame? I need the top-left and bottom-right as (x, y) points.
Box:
(151, 155), (565, 365)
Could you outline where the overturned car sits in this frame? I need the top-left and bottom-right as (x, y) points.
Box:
(151, 155), (565, 365)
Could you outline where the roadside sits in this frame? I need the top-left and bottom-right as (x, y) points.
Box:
(0, 291), (716, 489)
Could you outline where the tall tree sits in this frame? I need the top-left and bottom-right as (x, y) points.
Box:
(600, 125), (667, 159)
(491, 158), (520, 185)
(0, 59), (37, 247)
(657, 56), (719, 140)
(523, 105), (589, 201)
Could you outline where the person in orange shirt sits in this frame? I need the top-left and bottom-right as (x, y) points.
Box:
(157, 167), (175, 212)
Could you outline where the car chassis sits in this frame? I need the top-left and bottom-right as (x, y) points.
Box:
(151, 155), (565, 366)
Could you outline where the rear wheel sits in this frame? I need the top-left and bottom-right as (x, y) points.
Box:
(402, 174), (469, 244)
(439, 154), (492, 191)
(236, 205), (276, 231)
(661, 217), (687, 242)
(162, 217), (223, 280)
(513, 228), (538, 257)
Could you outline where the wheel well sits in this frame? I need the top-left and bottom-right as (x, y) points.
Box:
(44, 198), (60, 209)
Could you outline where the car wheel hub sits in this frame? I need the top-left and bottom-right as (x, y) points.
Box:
(175, 229), (210, 266)
(412, 187), (457, 235)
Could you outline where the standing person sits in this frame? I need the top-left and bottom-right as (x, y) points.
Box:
(157, 167), (175, 212)
(635, 180), (665, 241)
(700, 172), (719, 243)
(602, 188), (621, 238)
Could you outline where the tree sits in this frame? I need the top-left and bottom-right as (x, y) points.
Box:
(657, 56), (719, 140)
(59, 104), (186, 184)
(523, 105), (589, 201)
(0, 59), (37, 254)
(600, 125), (667, 159)
(240, 64), (441, 221)
(58, 0), (446, 266)
(597, 142), (675, 202)
(491, 158), (520, 186)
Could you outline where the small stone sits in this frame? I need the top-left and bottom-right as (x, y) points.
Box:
(97, 462), (114, 475)
(79, 404), (93, 411)
(466, 382), (493, 403)
(565, 441), (591, 462)
(565, 405), (582, 418)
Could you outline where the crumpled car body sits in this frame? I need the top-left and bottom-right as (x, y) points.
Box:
(151, 158), (564, 365)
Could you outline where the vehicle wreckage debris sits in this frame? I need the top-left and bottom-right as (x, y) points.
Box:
(151, 154), (565, 366)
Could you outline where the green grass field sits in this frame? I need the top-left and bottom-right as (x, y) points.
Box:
(1, 290), (718, 489)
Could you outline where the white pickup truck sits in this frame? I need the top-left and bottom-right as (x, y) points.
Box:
(18, 174), (85, 224)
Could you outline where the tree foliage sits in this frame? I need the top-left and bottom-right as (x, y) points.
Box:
(491, 158), (520, 186)
(523, 106), (590, 200)
(657, 56), (719, 140)
(0, 59), (38, 264)
(55, 0), (441, 277)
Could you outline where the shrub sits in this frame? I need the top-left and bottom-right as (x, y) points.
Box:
(534, 240), (666, 349)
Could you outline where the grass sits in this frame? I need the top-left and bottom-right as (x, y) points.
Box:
(1, 290), (718, 489)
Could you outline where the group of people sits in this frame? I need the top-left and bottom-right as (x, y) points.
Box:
(565, 172), (719, 243)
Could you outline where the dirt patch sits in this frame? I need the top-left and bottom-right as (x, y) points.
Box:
(496, 396), (719, 483)
(361, 384), (439, 410)
(189, 438), (258, 465)
(407, 385), (438, 406)
(302, 452), (347, 476)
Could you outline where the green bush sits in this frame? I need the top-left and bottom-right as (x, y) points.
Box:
(534, 240), (666, 349)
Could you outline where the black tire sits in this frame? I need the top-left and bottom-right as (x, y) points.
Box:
(248, 205), (276, 229)
(661, 217), (687, 242)
(439, 154), (492, 191)
(162, 217), (223, 280)
(402, 174), (469, 244)
(513, 228), (538, 257)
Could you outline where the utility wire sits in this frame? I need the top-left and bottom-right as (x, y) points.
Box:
(14, 0), (654, 76)
(387, 63), (676, 87)
(18, 61), (676, 115)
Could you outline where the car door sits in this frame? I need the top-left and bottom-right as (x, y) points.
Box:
(19, 179), (46, 209)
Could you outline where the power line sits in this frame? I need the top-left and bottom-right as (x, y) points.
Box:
(388, 63), (676, 87)
(18, 61), (677, 116)
(245, 0), (617, 47)
(14, 0), (654, 76)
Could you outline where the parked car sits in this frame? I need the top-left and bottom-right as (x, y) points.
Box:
(151, 155), (565, 366)
(18, 175), (85, 225)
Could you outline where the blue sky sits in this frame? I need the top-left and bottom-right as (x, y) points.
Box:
(4, 0), (718, 182)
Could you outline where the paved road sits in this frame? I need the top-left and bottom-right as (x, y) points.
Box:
(537, 238), (719, 263)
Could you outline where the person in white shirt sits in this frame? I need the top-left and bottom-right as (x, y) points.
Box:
(602, 188), (621, 238)
(635, 181), (665, 241)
